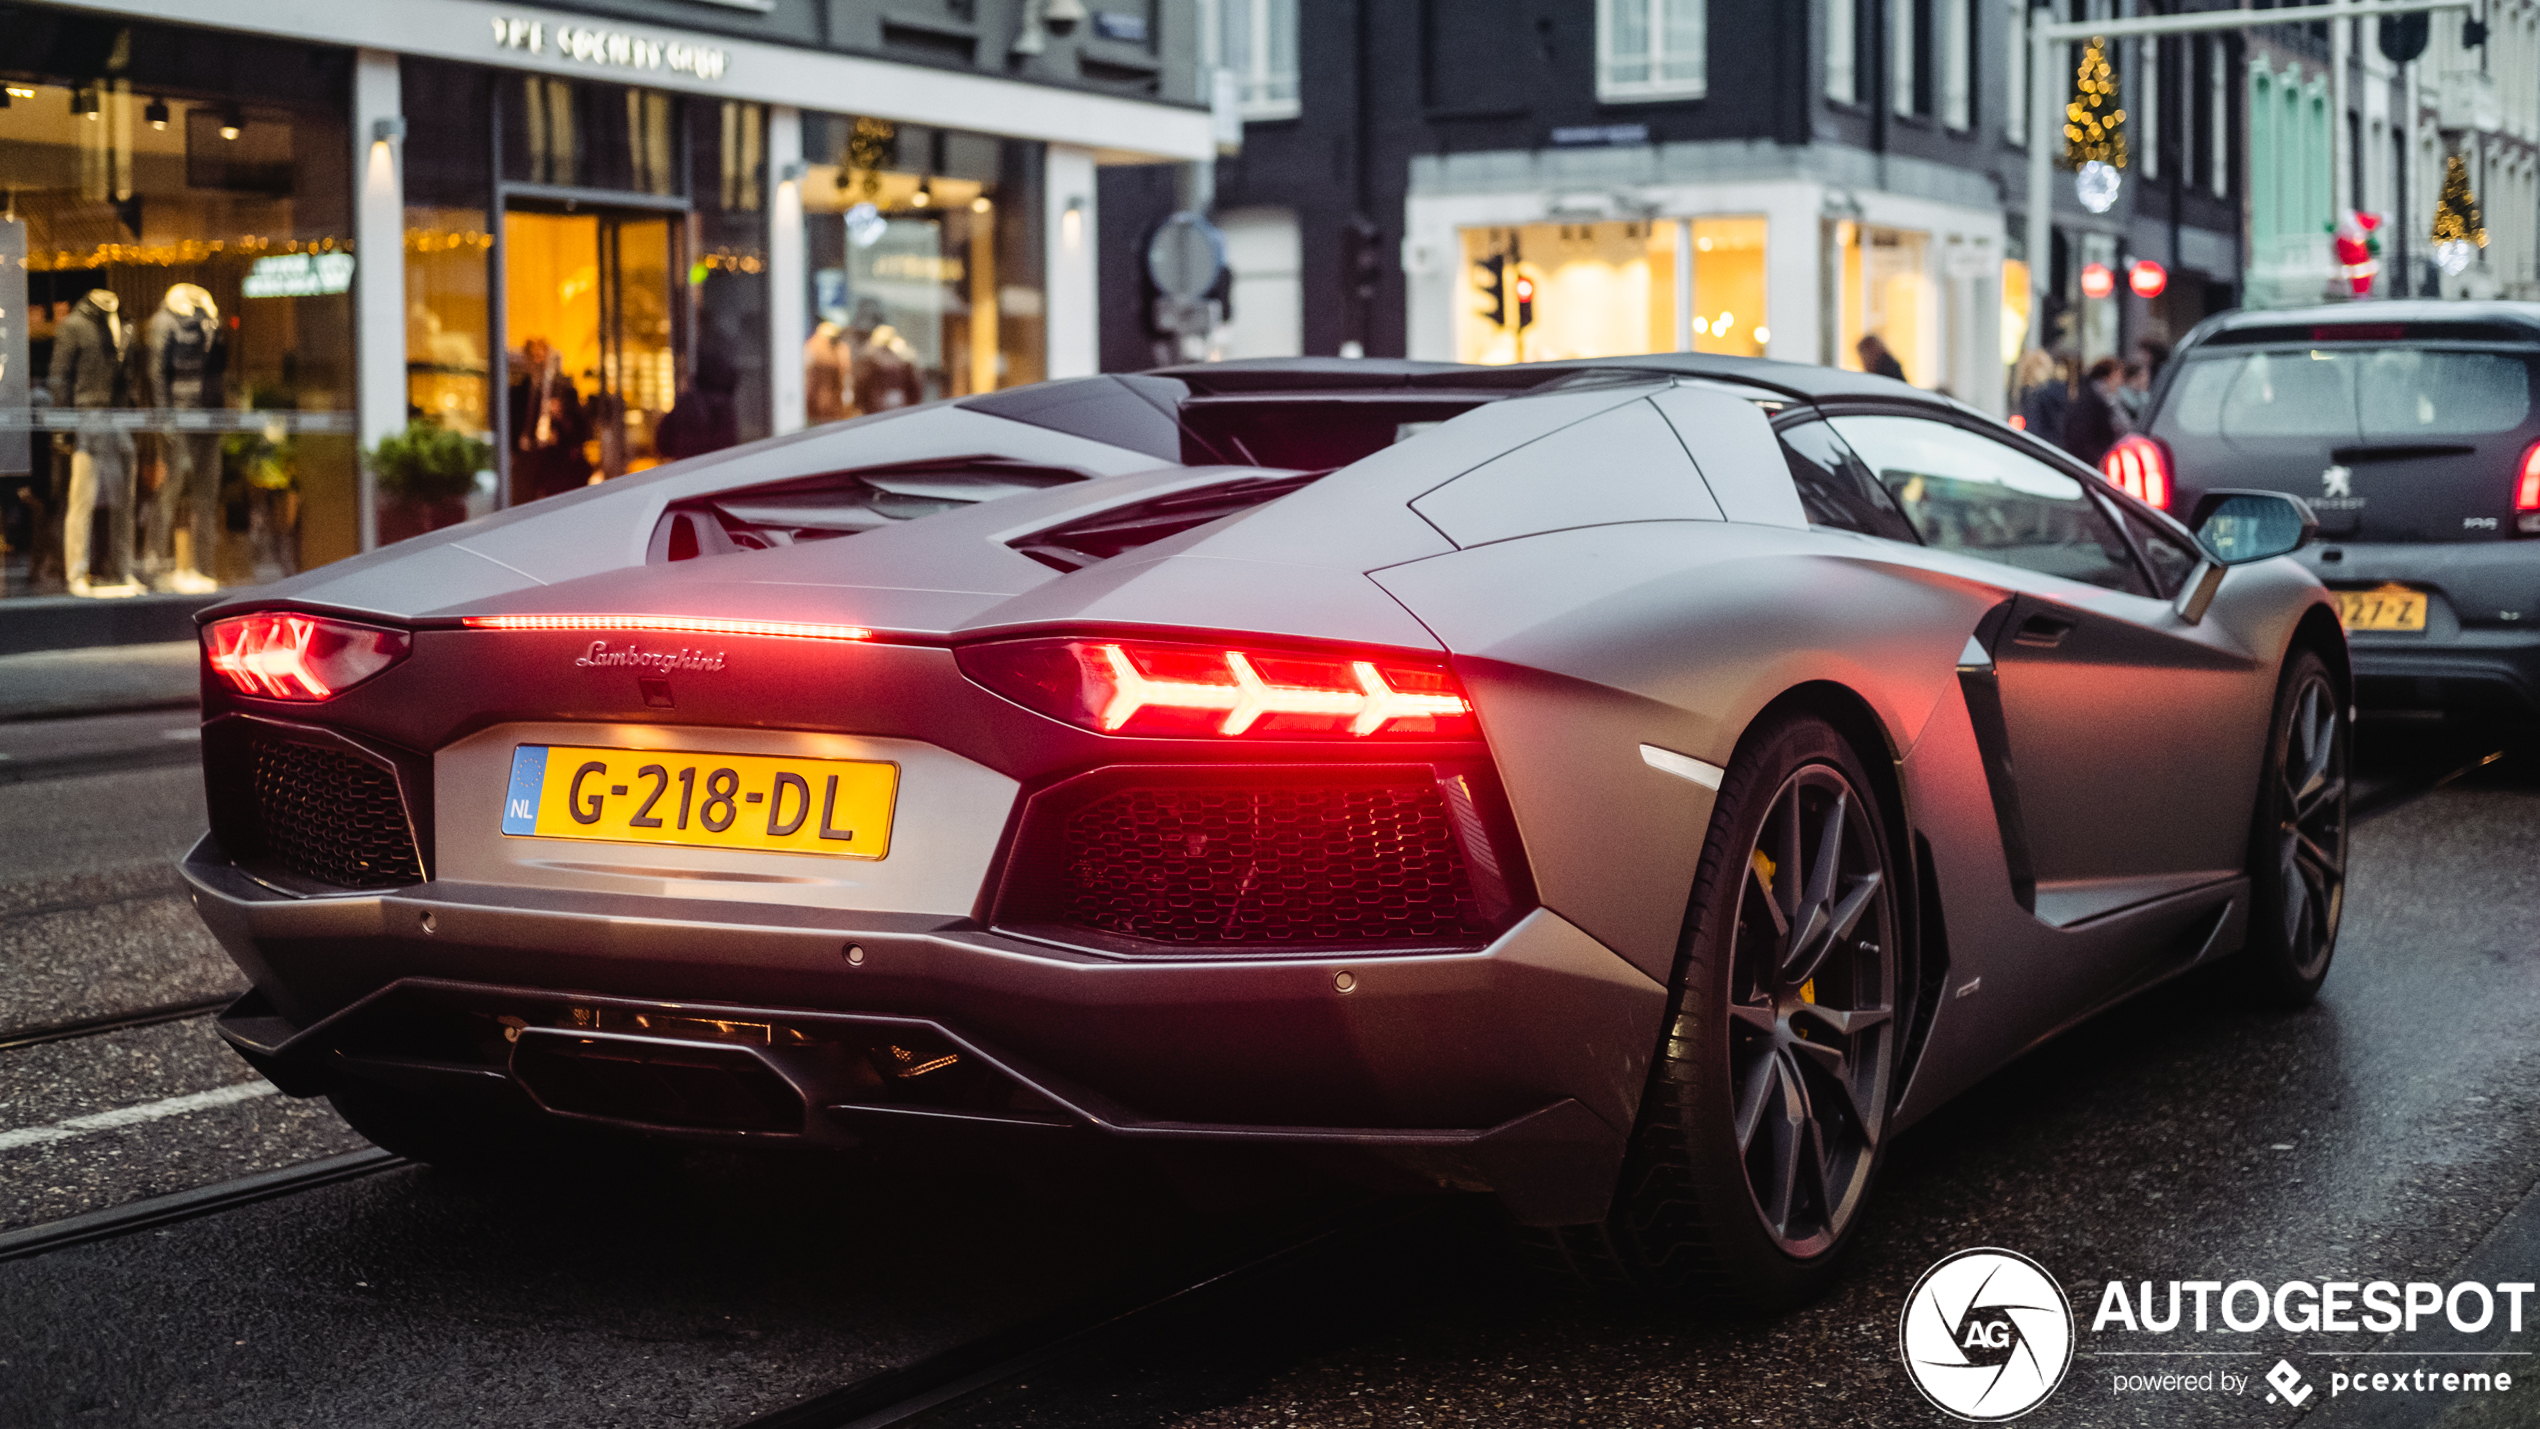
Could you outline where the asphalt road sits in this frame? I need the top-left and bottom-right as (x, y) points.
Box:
(0, 716), (2532, 1427)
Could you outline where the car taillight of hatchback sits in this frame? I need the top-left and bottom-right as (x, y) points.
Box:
(2102, 434), (2172, 509)
(2517, 439), (2540, 535)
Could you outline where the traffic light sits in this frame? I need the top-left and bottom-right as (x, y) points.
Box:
(2379, 12), (2429, 62)
(1514, 271), (1535, 331)
(1343, 214), (1383, 305)
(1475, 254), (1508, 327)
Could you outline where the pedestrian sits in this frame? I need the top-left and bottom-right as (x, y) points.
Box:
(2011, 348), (2069, 448)
(1856, 333), (1908, 383)
(2062, 356), (2124, 469)
(2113, 357), (2150, 432)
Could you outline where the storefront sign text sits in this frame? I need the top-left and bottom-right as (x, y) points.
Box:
(242, 252), (356, 299)
(491, 17), (729, 81)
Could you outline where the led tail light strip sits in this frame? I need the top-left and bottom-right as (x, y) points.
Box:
(205, 612), (410, 700)
(461, 615), (875, 641)
(960, 637), (1477, 740)
(1096, 645), (1469, 736)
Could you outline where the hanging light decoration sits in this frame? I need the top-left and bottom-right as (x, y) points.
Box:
(2064, 37), (2128, 213)
(2431, 152), (2486, 277)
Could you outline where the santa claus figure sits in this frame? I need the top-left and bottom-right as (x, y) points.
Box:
(2334, 212), (2384, 296)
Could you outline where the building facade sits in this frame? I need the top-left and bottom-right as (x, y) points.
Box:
(0, 0), (1210, 603)
(1116, 0), (2251, 414)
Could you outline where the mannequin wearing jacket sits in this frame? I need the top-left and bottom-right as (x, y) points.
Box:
(45, 289), (140, 597)
(142, 283), (226, 593)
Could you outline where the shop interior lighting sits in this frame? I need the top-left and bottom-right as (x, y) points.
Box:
(219, 107), (242, 141)
(970, 195), (992, 213)
(71, 86), (98, 118)
(912, 178), (933, 208)
(144, 97), (169, 129)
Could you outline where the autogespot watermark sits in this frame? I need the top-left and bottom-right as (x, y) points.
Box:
(2093, 1277), (2532, 1404)
(1900, 1252), (2532, 1419)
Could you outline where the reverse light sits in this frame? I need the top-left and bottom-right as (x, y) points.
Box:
(959, 638), (1476, 739)
(2516, 440), (2540, 534)
(2102, 434), (2173, 509)
(204, 612), (409, 700)
(461, 614), (875, 641)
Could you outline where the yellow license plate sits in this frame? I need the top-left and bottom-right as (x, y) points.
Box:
(2336, 586), (2428, 632)
(501, 744), (896, 859)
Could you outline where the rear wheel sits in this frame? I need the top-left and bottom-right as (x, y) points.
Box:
(2240, 649), (2348, 1006)
(1528, 714), (1902, 1309)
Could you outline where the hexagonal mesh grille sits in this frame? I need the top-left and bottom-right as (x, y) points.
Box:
(1057, 781), (1490, 945)
(248, 735), (423, 888)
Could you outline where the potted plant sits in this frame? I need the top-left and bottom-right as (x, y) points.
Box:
(370, 417), (492, 544)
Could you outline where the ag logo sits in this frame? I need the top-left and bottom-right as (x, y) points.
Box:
(1899, 1248), (2074, 1421)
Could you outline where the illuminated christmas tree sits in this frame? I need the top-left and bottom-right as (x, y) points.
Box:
(2062, 37), (2129, 171)
(2431, 151), (2486, 251)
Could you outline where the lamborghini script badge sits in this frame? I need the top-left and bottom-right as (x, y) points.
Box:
(573, 641), (728, 674)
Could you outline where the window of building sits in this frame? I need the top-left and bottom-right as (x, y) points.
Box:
(1597, 0), (1707, 103)
(1890, 0), (1919, 117)
(397, 63), (770, 516)
(1452, 216), (1766, 366)
(1208, 0), (1300, 121)
(1, 21), (354, 600)
(797, 113), (1045, 428)
(2005, 0), (2029, 144)
(1828, 0), (1859, 103)
(1940, 0), (1971, 129)
(1835, 222), (1932, 385)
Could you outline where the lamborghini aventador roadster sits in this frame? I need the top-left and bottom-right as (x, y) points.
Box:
(185, 355), (2347, 1306)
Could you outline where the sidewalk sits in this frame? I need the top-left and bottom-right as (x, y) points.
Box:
(0, 642), (200, 722)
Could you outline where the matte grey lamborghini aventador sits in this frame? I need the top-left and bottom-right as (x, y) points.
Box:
(186, 355), (2348, 1306)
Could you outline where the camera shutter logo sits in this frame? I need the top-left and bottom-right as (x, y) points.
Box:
(1899, 1248), (2075, 1421)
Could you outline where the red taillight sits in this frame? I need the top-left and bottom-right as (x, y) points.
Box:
(959, 637), (1476, 739)
(460, 614), (875, 641)
(203, 612), (409, 700)
(2516, 440), (2540, 517)
(2102, 434), (2172, 510)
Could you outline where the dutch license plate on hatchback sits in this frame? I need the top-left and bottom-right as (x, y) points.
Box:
(501, 745), (897, 859)
(2336, 585), (2428, 632)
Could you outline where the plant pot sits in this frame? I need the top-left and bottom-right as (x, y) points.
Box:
(380, 495), (471, 545)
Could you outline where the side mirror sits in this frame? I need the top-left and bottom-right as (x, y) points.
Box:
(2192, 489), (2320, 565)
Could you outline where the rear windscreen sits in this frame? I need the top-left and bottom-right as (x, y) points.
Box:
(2165, 348), (2536, 440)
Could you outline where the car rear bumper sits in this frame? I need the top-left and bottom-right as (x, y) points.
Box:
(2297, 542), (2540, 715)
(182, 835), (1664, 1224)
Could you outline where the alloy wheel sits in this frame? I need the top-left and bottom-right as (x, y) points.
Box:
(2273, 672), (2348, 981)
(1724, 765), (1897, 1259)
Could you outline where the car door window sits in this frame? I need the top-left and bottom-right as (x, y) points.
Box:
(2114, 506), (2202, 599)
(1828, 414), (2152, 595)
(1778, 418), (1921, 543)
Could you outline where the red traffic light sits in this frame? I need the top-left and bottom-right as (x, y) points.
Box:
(2079, 262), (2116, 300)
(2128, 260), (2168, 298)
(1513, 275), (1534, 300)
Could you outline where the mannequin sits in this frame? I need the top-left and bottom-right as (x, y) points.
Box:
(45, 288), (139, 597)
(803, 318), (853, 425)
(143, 282), (226, 593)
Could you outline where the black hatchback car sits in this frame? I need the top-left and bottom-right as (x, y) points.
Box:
(2108, 301), (2540, 717)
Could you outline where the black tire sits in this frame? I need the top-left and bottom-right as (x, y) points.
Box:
(1527, 713), (1903, 1310)
(2239, 648), (2348, 1007)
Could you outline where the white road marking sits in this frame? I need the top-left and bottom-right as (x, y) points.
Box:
(1639, 743), (1725, 790)
(0, 1081), (277, 1151)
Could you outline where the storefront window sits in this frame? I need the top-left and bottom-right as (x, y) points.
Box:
(1, 18), (354, 599)
(1454, 217), (1767, 365)
(1835, 222), (1933, 385)
(798, 113), (1044, 427)
(397, 65), (766, 513)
